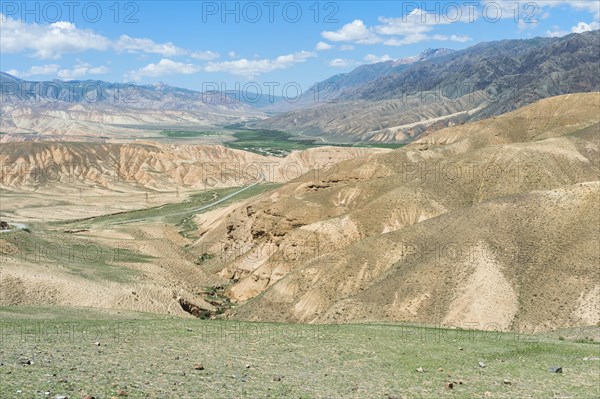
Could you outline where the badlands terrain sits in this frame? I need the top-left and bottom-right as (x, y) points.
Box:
(1, 93), (598, 333)
(1, 30), (599, 398)
(0, 92), (598, 399)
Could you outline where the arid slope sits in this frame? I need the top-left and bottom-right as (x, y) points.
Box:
(192, 93), (600, 331)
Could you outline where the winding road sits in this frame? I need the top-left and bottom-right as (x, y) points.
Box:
(0, 222), (28, 234)
(110, 174), (266, 226)
(1, 175), (266, 231)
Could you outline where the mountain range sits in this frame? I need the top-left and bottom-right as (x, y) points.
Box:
(253, 30), (600, 142)
(1, 30), (599, 143)
(0, 72), (264, 137)
(258, 48), (454, 113)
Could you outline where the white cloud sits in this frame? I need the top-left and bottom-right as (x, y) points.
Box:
(114, 35), (186, 57)
(532, 1), (600, 20)
(328, 58), (359, 68)
(190, 50), (220, 60)
(571, 21), (600, 33)
(0, 14), (110, 59)
(322, 20), (381, 44)
(484, 1), (600, 23)
(0, 14), (219, 62)
(228, 51), (237, 58)
(363, 54), (392, 64)
(321, 9), (477, 48)
(546, 26), (568, 37)
(547, 20), (600, 37)
(125, 59), (200, 81)
(57, 62), (109, 80)
(339, 44), (355, 51)
(204, 51), (316, 78)
(376, 8), (474, 46)
(432, 34), (472, 42)
(315, 41), (333, 51)
(7, 62), (109, 79)
(7, 64), (60, 78)
(384, 33), (429, 46)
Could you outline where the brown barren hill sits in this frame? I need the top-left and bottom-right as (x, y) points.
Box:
(191, 93), (600, 331)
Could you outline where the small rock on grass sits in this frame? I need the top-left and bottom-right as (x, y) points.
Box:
(444, 382), (453, 390)
(193, 363), (204, 370)
(479, 361), (486, 368)
(503, 379), (511, 385)
(548, 366), (562, 373)
(273, 375), (283, 381)
(416, 367), (425, 372)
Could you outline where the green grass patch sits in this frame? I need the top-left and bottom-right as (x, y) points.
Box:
(56, 184), (281, 229)
(0, 313), (597, 398)
(224, 127), (405, 156)
(160, 130), (220, 138)
(225, 128), (319, 156)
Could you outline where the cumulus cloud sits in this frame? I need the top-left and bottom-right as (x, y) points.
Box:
(0, 14), (219, 61)
(376, 8), (474, 46)
(321, 9), (476, 48)
(322, 20), (381, 44)
(339, 45), (355, 51)
(315, 41), (333, 51)
(204, 51), (316, 78)
(383, 34), (429, 46)
(532, 1), (600, 20)
(432, 34), (472, 42)
(114, 35), (186, 57)
(125, 59), (201, 81)
(6, 64), (60, 78)
(571, 21), (600, 33)
(547, 20), (600, 37)
(190, 50), (220, 60)
(0, 14), (110, 59)
(363, 54), (392, 63)
(57, 62), (109, 80)
(327, 58), (359, 68)
(7, 62), (108, 79)
(483, 1), (600, 24)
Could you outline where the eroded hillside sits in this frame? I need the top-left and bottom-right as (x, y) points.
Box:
(191, 93), (600, 331)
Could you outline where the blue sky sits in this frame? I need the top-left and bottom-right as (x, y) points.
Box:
(1, 1), (598, 92)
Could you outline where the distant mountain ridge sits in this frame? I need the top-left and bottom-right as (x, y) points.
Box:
(311, 48), (455, 97)
(253, 30), (600, 142)
(0, 72), (251, 112)
(260, 48), (454, 112)
(0, 72), (264, 137)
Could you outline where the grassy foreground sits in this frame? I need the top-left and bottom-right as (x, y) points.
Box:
(0, 307), (598, 398)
